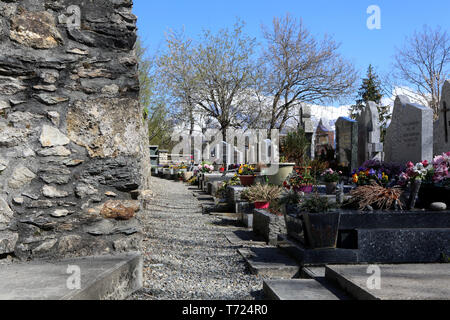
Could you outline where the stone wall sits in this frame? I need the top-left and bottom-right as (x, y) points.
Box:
(0, 0), (151, 260)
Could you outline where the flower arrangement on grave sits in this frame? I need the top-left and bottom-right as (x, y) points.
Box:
(362, 159), (405, 179)
(241, 183), (283, 211)
(198, 162), (214, 173)
(238, 164), (256, 186)
(238, 164), (255, 176)
(321, 168), (342, 194)
(352, 167), (389, 186)
(321, 168), (341, 183)
(398, 161), (432, 186)
(431, 152), (450, 185)
(283, 166), (315, 193)
(299, 193), (335, 213)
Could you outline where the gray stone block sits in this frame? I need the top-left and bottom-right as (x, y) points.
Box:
(357, 228), (450, 263)
(0, 253), (142, 300)
(263, 279), (340, 300)
(326, 264), (450, 300)
(253, 209), (287, 246)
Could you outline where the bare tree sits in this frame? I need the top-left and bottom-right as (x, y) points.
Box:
(192, 20), (259, 141)
(260, 14), (358, 132)
(158, 29), (199, 135)
(393, 25), (450, 117)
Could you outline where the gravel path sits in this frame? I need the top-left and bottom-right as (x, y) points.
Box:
(130, 177), (262, 300)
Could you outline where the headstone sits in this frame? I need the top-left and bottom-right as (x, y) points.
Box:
(356, 101), (384, 166)
(434, 80), (450, 156)
(335, 117), (358, 172)
(300, 105), (314, 158)
(385, 96), (433, 164)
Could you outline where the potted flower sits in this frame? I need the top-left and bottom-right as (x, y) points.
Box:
(241, 184), (282, 210)
(321, 169), (341, 195)
(283, 167), (315, 193)
(238, 164), (256, 186)
(352, 167), (390, 187)
(198, 162), (214, 174)
(299, 194), (340, 249)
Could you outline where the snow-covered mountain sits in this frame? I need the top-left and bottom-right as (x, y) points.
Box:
(308, 104), (351, 132)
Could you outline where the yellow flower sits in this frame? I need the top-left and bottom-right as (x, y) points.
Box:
(352, 174), (359, 183)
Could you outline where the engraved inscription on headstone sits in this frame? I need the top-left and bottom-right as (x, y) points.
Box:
(385, 95), (433, 164)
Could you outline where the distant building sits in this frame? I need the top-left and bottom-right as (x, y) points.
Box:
(314, 119), (335, 160)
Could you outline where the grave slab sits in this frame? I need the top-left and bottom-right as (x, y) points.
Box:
(357, 228), (450, 263)
(277, 234), (359, 266)
(225, 230), (267, 247)
(238, 247), (299, 278)
(263, 279), (340, 300)
(326, 264), (450, 300)
(0, 253), (142, 300)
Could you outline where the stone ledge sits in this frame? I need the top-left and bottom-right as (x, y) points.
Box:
(325, 264), (450, 300)
(0, 252), (142, 300)
(263, 279), (340, 300)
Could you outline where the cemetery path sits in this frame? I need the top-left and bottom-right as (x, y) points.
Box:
(130, 177), (262, 300)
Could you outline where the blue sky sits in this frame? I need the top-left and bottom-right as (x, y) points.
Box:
(133, 0), (450, 98)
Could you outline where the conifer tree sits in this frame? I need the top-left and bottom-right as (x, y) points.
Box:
(349, 65), (391, 141)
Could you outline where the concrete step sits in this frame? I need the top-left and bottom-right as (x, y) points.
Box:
(277, 234), (358, 266)
(209, 212), (241, 219)
(0, 253), (142, 300)
(225, 230), (267, 247)
(263, 279), (341, 300)
(301, 266), (326, 279)
(325, 264), (450, 300)
(238, 247), (300, 279)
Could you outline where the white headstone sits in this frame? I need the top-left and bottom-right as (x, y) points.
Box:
(434, 80), (450, 156)
(385, 95), (433, 164)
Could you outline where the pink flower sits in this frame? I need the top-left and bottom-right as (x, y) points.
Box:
(422, 160), (429, 167)
(406, 161), (414, 168)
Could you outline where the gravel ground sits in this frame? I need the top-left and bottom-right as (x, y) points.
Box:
(130, 177), (263, 300)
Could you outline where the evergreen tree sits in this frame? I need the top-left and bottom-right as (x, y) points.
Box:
(349, 65), (382, 119)
(349, 65), (391, 142)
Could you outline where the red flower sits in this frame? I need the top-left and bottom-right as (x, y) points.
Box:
(422, 160), (429, 167)
(220, 167), (225, 173)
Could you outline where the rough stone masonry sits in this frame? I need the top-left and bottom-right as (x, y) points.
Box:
(0, 0), (151, 260)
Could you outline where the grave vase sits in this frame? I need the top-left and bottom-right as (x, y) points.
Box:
(407, 179), (422, 209)
(325, 182), (338, 195)
(302, 211), (341, 249)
